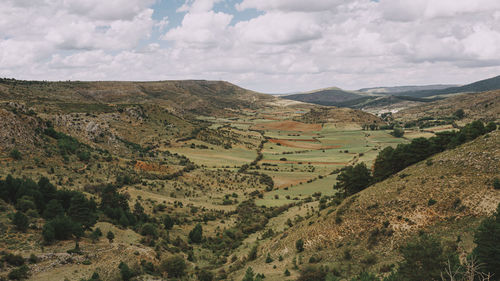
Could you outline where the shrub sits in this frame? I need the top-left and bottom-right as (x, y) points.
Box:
(160, 255), (186, 278)
(197, 269), (214, 281)
(493, 178), (500, 190)
(427, 199), (437, 206)
(118, 262), (135, 281)
(106, 231), (114, 243)
(248, 245), (258, 261)
(10, 149), (22, 160)
(3, 253), (25, 266)
(296, 239), (304, 252)
(472, 203), (500, 278)
(189, 223), (203, 243)
(265, 253), (273, 263)
(13, 211), (29, 232)
(397, 234), (447, 281)
(284, 269), (291, 276)
(163, 215), (174, 230)
(8, 265), (30, 280)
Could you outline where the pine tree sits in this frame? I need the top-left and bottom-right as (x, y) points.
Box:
(189, 223), (203, 243)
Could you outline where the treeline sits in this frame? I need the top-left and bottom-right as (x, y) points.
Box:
(0, 175), (152, 244)
(373, 120), (496, 182)
(335, 121), (497, 196)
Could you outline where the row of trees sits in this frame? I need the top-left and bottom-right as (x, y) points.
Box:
(335, 120), (497, 196)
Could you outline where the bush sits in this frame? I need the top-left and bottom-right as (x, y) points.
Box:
(163, 215), (174, 230)
(189, 223), (203, 243)
(107, 231), (114, 243)
(197, 269), (214, 281)
(160, 255), (186, 278)
(265, 253), (273, 263)
(472, 203), (500, 278)
(334, 163), (372, 196)
(397, 234), (447, 281)
(118, 262), (135, 281)
(3, 253), (25, 266)
(10, 149), (22, 160)
(296, 239), (304, 252)
(391, 127), (404, 138)
(8, 265), (30, 280)
(13, 211), (29, 232)
(493, 178), (500, 190)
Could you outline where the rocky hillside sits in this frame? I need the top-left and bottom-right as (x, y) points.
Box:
(234, 130), (500, 280)
(395, 90), (500, 122)
(0, 79), (273, 116)
(296, 107), (382, 126)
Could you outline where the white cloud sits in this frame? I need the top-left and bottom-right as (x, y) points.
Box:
(1, 0), (500, 93)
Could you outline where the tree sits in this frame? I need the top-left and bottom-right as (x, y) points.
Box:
(242, 267), (255, 281)
(67, 193), (96, 229)
(13, 211), (29, 232)
(163, 215), (174, 230)
(265, 253), (273, 263)
(485, 121), (497, 132)
(118, 262), (134, 281)
(296, 239), (304, 252)
(189, 223), (203, 243)
(10, 149), (22, 160)
(197, 269), (214, 281)
(248, 245), (258, 261)
(472, 203), (500, 278)
(43, 216), (82, 243)
(334, 163), (373, 196)
(8, 265), (30, 280)
(494, 178), (500, 190)
(107, 231), (115, 243)
(453, 109), (465, 119)
(43, 199), (64, 219)
(160, 255), (186, 278)
(397, 234), (447, 281)
(350, 272), (379, 281)
(391, 127), (405, 138)
(140, 223), (158, 239)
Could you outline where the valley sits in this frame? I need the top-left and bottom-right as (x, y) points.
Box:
(0, 79), (498, 281)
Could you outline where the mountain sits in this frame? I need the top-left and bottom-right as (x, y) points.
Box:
(0, 78), (273, 116)
(281, 75), (500, 112)
(359, 84), (457, 95)
(393, 75), (500, 98)
(395, 90), (500, 122)
(282, 87), (365, 106)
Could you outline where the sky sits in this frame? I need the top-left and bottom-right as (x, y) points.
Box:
(1, 0), (500, 93)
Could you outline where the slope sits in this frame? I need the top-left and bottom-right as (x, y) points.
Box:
(395, 75), (500, 98)
(395, 90), (500, 122)
(233, 130), (500, 280)
(0, 79), (273, 116)
(283, 87), (366, 106)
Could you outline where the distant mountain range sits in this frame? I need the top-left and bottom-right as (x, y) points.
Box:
(282, 75), (500, 109)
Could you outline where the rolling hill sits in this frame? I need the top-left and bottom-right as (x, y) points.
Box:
(282, 87), (365, 106)
(232, 130), (500, 280)
(0, 79), (274, 116)
(395, 90), (500, 122)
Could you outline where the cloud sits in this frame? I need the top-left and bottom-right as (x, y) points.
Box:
(1, 0), (500, 93)
(236, 0), (344, 12)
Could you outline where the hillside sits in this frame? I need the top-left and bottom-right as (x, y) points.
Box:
(358, 84), (456, 95)
(233, 130), (500, 280)
(394, 75), (500, 98)
(296, 107), (382, 126)
(283, 88), (365, 106)
(395, 90), (500, 122)
(0, 79), (273, 116)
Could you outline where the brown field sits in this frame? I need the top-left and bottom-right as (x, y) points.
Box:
(253, 120), (322, 132)
(261, 159), (348, 165)
(134, 160), (176, 173)
(269, 138), (341, 149)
